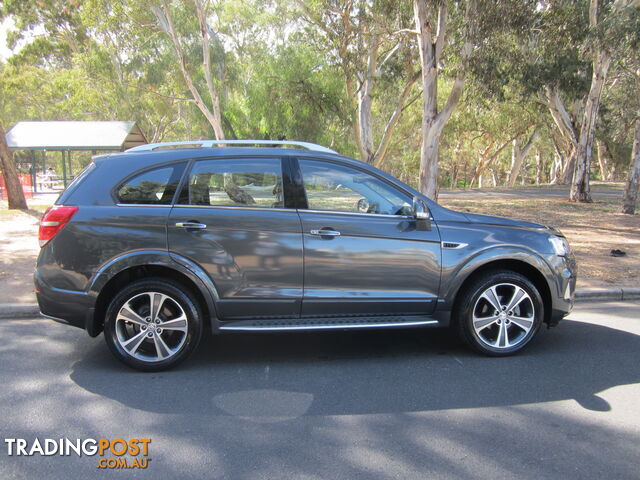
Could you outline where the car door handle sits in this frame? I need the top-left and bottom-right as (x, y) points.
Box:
(310, 228), (341, 237)
(175, 222), (207, 230)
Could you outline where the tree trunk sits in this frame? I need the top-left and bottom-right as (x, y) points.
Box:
(561, 152), (576, 184)
(508, 139), (520, 187)
(535, 151), (542, 184)
(358, 34), (379, 164)
(507, 128), (539, 187)
(450, 160), (458, 188)
(569, 0), (619, 202)
(0, 124), (28, 210)
(596, 139), (612, 181)
(418, 128), (441, 199)
(544, 85), (578, 185)
(570, 51), (611, 201)
(622, 118), (640, 215)
(223, 173), (255, 205)
(414, 0), (475, 200)
(550, 155), (560, 184)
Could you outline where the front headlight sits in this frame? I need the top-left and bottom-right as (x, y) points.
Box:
(549, 236), (571, 256)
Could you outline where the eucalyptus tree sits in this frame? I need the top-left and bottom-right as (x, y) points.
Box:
(150, 0), (226, 139)
(623, 119), (640, 214)
(0, 122), (27, 209)
(295, 0), (419, 166)
(568, 0), (638, 202)
(412, 0), (540, 199)
(531, 0), (639, 201)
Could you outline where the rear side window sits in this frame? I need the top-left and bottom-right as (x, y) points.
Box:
(117, 163), (186, 205)
(56, 162), (96, 205)
(179, 158), (284, 208)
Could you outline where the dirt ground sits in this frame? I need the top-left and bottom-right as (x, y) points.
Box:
(439, 183), (640, 289)
(0, 184), (638, 304)
(0, 209), (41, 303)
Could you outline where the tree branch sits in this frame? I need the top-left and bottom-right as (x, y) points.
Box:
(544, 85), (578, 149)
(374, 71), (420, 168)
(434, 0), (475, 133)
(434, 1), (447, 62)
(193, 0), (224, 139)
(151, 1), (223, 139)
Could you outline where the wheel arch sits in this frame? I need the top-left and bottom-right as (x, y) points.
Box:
(87, 252), (219, 337)
(447, 256), (554, 327)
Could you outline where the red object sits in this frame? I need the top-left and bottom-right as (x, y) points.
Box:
(0, 174), (34, 200)
(38, 205), (78, 247)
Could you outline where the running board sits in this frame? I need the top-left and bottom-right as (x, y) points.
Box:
(218, 316), (439, 332)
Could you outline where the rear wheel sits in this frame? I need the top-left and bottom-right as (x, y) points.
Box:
(455, 270), (544, 356)
(104, 278), (203, 371)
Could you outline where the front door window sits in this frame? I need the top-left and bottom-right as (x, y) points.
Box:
(299, 160), (411, 215)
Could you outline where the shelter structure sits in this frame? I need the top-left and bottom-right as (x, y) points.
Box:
(5, 121), (147, 190)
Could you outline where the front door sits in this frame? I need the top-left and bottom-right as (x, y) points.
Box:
(295, 159), (441, 317)
(168, 156), (303, 320)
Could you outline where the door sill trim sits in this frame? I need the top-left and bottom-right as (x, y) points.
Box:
(218, 316), (439, 332)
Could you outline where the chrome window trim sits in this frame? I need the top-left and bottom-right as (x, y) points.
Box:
(115, 203), (173, 208)
(171, 204), (296, 213)
(300, 208), (412, 220)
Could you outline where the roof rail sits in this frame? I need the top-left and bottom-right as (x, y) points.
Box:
(126, 139), (338, 154)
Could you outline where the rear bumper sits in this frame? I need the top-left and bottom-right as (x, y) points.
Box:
(34, 272), (95, 333)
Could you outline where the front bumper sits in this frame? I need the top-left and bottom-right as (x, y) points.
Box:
(546, 253), (577, 327)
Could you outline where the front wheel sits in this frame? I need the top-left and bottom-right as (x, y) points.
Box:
(104, 278), (203, 371)
(455, 271), (544, 356)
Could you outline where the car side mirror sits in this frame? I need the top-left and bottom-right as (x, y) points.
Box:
(412, 197), (431, 231)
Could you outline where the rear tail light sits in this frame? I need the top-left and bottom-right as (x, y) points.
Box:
(39, 206), (78, 248)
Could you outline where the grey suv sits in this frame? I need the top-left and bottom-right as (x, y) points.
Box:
(35, 140), (576, 371)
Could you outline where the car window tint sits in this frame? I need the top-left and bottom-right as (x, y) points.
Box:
(182, 158), (284, 208)
(117, 163), (185, 205)
(299, 160), (411, 215)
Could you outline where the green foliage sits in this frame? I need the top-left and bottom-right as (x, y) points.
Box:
(1, 0), (638, 187)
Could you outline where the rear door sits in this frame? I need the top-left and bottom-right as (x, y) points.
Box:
(295, 158), (441, 317)
(168, 156), (303, 320)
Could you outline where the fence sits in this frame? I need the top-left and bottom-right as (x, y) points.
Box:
(0, 174), (34, 200)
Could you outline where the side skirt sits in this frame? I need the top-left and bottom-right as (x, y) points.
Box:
(218, 315), (440, 332)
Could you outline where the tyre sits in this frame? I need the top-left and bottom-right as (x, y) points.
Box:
(454, 270), (544, 356)
(104, 278), (203, 371)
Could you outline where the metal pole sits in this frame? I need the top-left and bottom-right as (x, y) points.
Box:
(31, 150), (37, 193)
(61, 151), (67, 188)
(67, 150), (72, 178)
(42, 151), (46, 190)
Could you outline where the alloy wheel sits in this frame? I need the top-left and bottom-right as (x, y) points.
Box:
(472, 283), (535, 349)
(115, 291), (189, 362)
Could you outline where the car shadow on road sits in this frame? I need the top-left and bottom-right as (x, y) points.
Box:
(67, 308), (640, 417)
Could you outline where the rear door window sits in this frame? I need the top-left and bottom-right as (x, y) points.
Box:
(116, 163), (186, 205)
(179, 158), (284, 208)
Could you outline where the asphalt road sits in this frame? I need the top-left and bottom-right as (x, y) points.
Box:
(1, 301), (639, 480)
